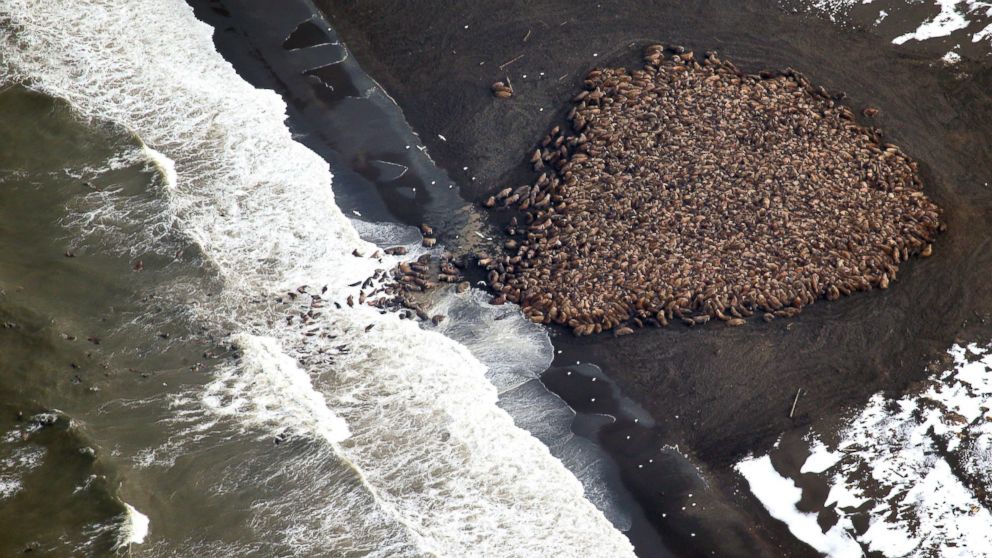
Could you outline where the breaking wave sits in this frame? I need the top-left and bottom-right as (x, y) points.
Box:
(0, 1), (634, 556)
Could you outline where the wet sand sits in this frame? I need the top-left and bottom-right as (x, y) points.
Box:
(176, 0), (992, 555)
(315, 0), (992, 555)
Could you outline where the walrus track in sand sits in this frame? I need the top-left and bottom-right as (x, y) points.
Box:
(481, 44), (944, 336)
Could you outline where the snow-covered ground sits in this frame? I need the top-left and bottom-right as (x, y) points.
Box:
(792, 0), (992, 61)
(738, 343), (992, 557)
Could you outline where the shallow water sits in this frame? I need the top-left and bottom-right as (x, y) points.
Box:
(0, 0), (642, 556)
(0, 86), (205, 556)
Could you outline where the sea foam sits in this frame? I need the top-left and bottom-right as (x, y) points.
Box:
(0, 1), (635, 556)
(113, 504), (150, 550)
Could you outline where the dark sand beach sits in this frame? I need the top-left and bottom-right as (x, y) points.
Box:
(181, 0), (992, 555)
(312, 1), (992, 555)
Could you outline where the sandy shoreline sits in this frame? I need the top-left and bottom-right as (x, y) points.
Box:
(185, 0), (992, 555)
(317, 0), (992, 555)
(312, 0), (992, 447)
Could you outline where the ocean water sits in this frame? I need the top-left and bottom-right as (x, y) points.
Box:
(0, 0), (635, 556)
(0, 85), (170, 555)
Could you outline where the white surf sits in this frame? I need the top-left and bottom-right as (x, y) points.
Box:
(0, 1), (635, 556)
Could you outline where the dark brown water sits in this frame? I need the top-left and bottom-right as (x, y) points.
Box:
(0, 2), (654, 557)
(0, 86), (223, 556)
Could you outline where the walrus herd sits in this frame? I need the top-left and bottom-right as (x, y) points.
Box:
(335, 240), (468, 326)
(481, 44), (944, 336)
